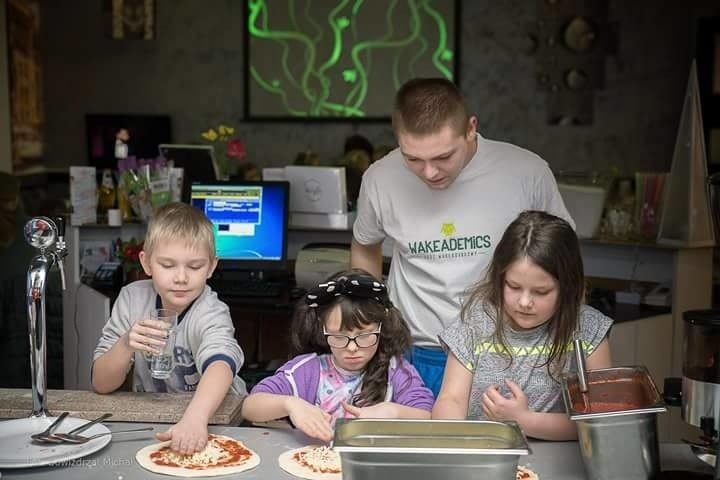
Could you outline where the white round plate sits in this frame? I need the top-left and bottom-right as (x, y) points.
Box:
(0, 416), (111, 469)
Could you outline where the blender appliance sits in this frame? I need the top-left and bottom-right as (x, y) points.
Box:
(661, 309), (720, 479)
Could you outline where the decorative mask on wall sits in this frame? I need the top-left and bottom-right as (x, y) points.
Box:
(527, 0), (614, 125)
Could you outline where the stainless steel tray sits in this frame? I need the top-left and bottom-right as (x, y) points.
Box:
(333, 418), (530, 455)
(332, 419), (530, 480)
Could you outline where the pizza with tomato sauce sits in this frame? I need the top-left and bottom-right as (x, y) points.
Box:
(517, 464), (539, 480)
(135, 434), (260, 477)
(278, 445), (342, 480)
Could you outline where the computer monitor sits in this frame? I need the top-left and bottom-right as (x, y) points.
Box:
(190, 181), (290, 271)
(160, 144), (219, 201)
(284, 166), (347, 214)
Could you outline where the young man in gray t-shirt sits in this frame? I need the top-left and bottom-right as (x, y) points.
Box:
(352, 78), (573, 396)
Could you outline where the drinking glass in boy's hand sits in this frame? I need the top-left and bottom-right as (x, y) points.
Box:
(150, 326), (177, 379)
(126, 308), (178, 361)
(147, 309), (178, 379)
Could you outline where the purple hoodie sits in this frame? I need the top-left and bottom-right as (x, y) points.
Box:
(251, 353), (435, 411)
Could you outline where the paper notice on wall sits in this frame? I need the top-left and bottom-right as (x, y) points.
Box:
(70, 166), (98, 225)
(79, 240), (111, 281)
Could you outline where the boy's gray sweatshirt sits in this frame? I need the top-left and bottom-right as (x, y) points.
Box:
(93, 279), (246, 395)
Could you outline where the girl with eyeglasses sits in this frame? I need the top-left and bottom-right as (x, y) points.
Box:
(241, 269), (434, 441)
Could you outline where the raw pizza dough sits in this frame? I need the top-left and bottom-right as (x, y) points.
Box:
(135, 434), (260, 477)
(278, 445), (342, 480)
(517, 464), (540, 480)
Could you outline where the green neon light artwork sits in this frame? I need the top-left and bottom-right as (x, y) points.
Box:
(246, 0), (457, 119)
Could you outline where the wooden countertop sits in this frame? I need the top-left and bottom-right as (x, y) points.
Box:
(0, 388), (244, 425)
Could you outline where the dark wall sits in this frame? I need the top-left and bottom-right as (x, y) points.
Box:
(40, 1), (720, 174)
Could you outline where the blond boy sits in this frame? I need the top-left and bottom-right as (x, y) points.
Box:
(92, 202), (246, 454)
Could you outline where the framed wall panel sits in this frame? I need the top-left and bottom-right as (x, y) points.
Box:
(7, 0), (43, 173)
(243, 0), (460, 121)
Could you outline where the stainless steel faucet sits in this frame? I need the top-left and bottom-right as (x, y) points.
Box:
(24, 216), (67, 417)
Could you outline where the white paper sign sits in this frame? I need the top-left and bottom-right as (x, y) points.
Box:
(70, 166), (97, 225)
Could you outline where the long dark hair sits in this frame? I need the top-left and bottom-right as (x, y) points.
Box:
(461, 210), (584, 379)
(291, 269), (412, 406)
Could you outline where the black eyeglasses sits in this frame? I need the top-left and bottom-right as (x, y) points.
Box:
(323, 324), (382, 349)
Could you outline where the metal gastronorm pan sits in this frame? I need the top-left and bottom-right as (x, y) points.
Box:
(332, 419), (529, 480)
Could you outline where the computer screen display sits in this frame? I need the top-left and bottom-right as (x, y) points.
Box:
(190, 181), (290, 270)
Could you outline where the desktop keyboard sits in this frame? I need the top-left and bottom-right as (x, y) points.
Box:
(212, 280), (285, 298)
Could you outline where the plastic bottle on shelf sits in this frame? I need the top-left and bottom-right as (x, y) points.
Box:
(98, 169), (116, 215)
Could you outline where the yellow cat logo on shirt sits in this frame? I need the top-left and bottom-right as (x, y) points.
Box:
(440, 222), (456, 237)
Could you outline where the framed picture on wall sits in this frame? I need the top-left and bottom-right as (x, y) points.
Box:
(697, 17), (720, 168)
(7, 0), (44, 173)
(243, 0), (461, 121)
(104, 0), (155, 40)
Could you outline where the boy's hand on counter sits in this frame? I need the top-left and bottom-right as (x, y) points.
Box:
(481, 379), (529, 422)
(126, 319), (169, 355)
(286, 397), (333, 442)
(156, 416), (209, 455)
(341, 401), (397, 419)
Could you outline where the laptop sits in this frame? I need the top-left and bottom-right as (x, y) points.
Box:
(159, 144), (218, 201)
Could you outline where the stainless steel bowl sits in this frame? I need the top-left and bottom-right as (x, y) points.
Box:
(562, 366), (667, 480)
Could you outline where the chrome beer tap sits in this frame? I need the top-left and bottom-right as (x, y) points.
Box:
(25, 216), (67, 417)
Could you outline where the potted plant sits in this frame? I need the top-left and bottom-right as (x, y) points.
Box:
(201, 124), (246, 179)
(119, 238), (147, 283)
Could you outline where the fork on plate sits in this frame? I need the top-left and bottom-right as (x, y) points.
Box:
(50, 427), (154, 444)
(30, 412), (69, 442)
(31, 413), (113, 444)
